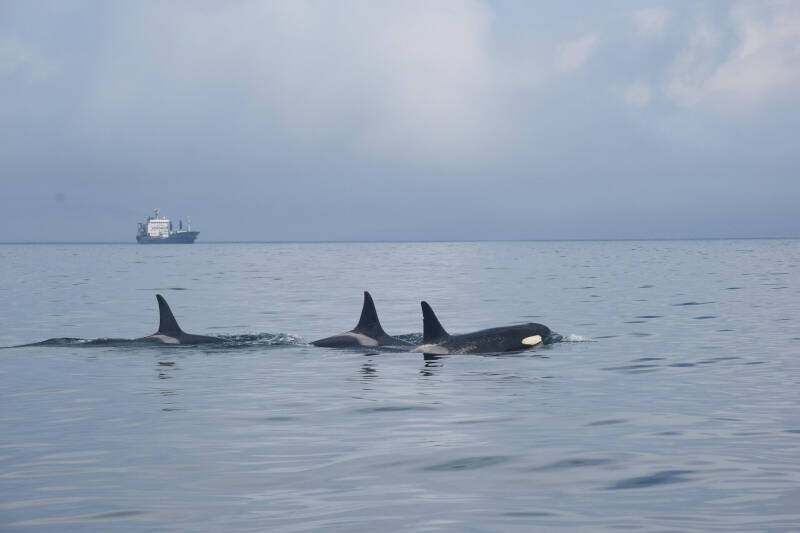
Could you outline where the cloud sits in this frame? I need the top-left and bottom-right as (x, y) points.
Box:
(0, 1), (798, 241)
(79, 0), (502, 169)
(663, 20), (723, 106)
(632, 6), (672, 38)
(555, 33), (599, 72)
(617, 82), (652, 108)
(708, 0), (800, 102)
(665, 0), (800, 108)
(0, 35), (54, 82)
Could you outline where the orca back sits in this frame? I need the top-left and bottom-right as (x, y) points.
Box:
(311, 291), (412, 348)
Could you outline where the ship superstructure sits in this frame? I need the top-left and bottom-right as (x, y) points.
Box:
(136, 209), (198, 244)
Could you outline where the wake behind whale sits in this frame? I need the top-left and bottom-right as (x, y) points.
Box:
(9, 294), (302, 349)
(16, 333), (304, 349)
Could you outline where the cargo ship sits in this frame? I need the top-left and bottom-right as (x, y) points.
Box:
(136, 209), (198, 244)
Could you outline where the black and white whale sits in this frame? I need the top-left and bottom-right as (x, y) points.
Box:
(312, 291), (413, 348)
(411, 301), (558, 355)
(139, 294), (222, 345)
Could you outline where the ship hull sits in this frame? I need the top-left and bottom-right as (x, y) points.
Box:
(136, 231), (199, 244)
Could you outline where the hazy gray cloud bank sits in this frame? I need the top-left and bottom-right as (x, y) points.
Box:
(1, 0), (798, 241)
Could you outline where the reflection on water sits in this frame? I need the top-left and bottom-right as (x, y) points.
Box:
(1, 241), (800, 531)
(420, 356), (444, 377)
(360, 361), (378, 382)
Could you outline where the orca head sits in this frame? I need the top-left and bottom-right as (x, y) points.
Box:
(517, 322), (557, 347)
(522, 322), (562, 345)
(517, 323), (564, 348)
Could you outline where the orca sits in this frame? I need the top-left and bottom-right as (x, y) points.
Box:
(411, 301), (559, 355)
(139, 294), (222, 345)
(312, 291), (413, 348)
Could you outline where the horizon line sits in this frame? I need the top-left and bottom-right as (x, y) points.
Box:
(1, 237), (798, 245)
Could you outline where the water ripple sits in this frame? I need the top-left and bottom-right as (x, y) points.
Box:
(608, 470), (696, 490)
(424, 456), (511, 471)
(532, 458), (613, 471)
(356, 405), (436, 413)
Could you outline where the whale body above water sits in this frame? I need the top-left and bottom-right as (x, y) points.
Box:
(312, 291), (412, 348)
(411, 301), (558, 355)
(139, 294), (222, 345)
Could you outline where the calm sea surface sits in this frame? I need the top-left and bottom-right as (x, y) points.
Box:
(1, 241), (799, 532)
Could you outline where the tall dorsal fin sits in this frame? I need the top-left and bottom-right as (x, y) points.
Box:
(353, 291), (387, 336)
(156, 294), (183, 335)
(421, 301), (449, 343)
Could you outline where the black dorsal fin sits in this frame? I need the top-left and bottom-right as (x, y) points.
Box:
(421, 301), (449, 343)
(156, 294), (183, 335)
(353, 291), (387, 336)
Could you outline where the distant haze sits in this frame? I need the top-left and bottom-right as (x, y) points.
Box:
(1, 1), (798, 241)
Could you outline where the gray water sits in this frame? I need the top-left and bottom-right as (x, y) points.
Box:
(1, 241), (799, 532)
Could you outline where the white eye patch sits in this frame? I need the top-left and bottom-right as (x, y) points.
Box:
(521, 335), (542, 346)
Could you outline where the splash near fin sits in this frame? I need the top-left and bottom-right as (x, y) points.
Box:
(421, 301), (450, 344)
(156, 294), (183, 335)
(353, 291), (387, 336)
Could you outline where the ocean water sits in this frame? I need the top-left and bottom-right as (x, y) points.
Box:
(1, 240), (799, 532)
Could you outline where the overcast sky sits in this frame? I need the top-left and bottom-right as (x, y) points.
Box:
(1, 1), (798, 241)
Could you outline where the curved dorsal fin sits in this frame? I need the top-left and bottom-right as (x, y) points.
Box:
(421, 301), (449, 343)
(353, 291), (387, 336)
(156, 294), (183, 335)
